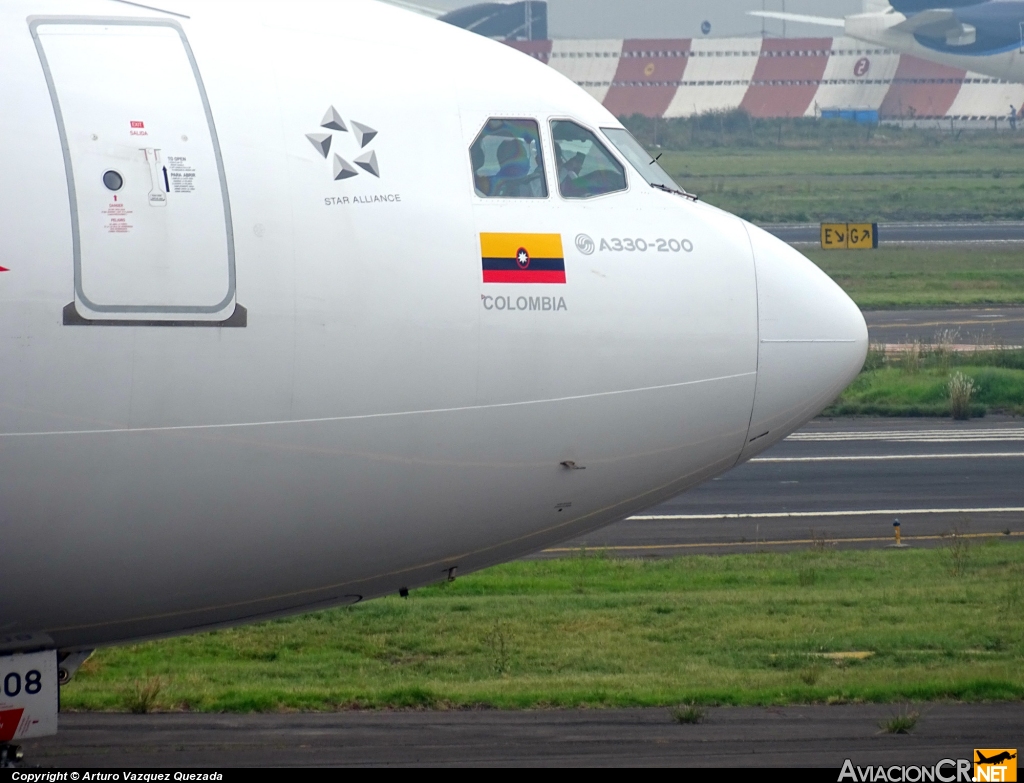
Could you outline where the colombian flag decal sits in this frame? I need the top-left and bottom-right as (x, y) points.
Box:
(481, 233), (565, 284)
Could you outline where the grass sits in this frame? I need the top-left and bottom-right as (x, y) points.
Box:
(946, 523), (974, 578)
(61, 542), (1024, 712)
(670, 147), (1024, 224)
(671, 704), (707, 724)
(627, 111), (1016, 153)
(123, 677), (164, 714)
(879, 707), (920, 734)
(624, 112), (1024, 223)
(825, 348), (1024, 417)
(806, 247), (1024, 309)
(948, 371), (978, 420)
(622, 115), (1024, 309)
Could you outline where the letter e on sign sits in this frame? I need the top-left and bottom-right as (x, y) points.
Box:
(820, 223), (849, 250)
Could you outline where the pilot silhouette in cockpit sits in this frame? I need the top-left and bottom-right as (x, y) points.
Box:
(492, 138), (531, 197)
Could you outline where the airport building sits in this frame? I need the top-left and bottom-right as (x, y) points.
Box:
(422, 1), (1024, 122)
(505, 36), (1024, 122)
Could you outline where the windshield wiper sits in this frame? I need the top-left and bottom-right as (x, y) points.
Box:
(650, 181), (698, 202)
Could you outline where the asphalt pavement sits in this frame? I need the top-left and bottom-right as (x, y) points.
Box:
(547, 416), (1024, 557)
(766, 221), (1024, 244)
(18, 704), (1024, 767)
(865, 307), (1024, 346)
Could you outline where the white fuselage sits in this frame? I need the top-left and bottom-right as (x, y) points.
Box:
(0, 0), (867, 652)
(846, 11), (1024, 82)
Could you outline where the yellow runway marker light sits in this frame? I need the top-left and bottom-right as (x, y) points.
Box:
(889, 519), (908, 548)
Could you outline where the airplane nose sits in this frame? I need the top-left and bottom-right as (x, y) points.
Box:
(739, 223), (868, 460)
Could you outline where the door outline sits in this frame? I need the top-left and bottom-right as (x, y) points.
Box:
(30, 16), (245, 327)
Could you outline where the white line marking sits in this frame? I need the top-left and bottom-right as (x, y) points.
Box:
(544, 530), (1024, 553)
(629, 507), (1024, 521)
(787, 430), (1024, 443)
(875, 344), (1023, 353)
(0, 371), (755, 438)
(789, 434), (1024, 439)
(791, 428), (1020, 434)
(878, 239), (1024, 245)
(752, 452), (1024, 463)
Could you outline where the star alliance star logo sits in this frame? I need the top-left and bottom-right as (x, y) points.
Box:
(305, 105), (380, 180)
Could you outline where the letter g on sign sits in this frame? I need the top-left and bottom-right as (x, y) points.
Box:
(575, 234), (595, 256)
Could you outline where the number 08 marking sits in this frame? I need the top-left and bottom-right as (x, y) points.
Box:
(2, 670), (41, 697)
(4, 672), (20, 697)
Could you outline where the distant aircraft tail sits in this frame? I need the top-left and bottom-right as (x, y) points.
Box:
(864, 0), (892, 12)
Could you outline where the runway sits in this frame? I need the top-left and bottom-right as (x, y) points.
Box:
(548, 417), (1024, 557)
(766, 221), (1024, 244)
(14, 417), (1024, 769)
(19, 704), (1023, 767)
(864, 307), (1024, 345)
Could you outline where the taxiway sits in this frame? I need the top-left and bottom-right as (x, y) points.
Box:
(19, 704), (1022, 767)
(549, 417), (1024, 556)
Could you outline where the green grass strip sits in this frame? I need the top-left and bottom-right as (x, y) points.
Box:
(63, 541), (1024, 712)
(824, 349), (1024, 417)
(624, 113), (1024, 223)
(808, 248), (1024, 310)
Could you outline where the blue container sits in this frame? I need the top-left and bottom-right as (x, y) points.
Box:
(821, 109), (880, 125)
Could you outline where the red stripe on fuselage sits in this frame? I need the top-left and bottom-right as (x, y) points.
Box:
(482, 270), (566, 284)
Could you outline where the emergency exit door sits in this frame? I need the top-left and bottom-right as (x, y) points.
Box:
(32, 18), (243, 325)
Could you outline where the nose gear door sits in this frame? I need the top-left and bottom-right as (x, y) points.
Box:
(31, 18), (244, 326)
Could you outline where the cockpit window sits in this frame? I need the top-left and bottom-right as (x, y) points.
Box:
(470, 119), (547, 198)
(551, 120), (626, 199)
(602, 127), (685, 194)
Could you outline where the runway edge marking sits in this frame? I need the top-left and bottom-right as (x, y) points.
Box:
(629, 507), (1024, 521)
(753, 452), (1024, 462)
(544, 531), (1024, 554)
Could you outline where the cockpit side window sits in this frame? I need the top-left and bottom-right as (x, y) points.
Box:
(470, 119), (547, 198)
(602, 127), (685, 194)
(551, 120), (626, 199)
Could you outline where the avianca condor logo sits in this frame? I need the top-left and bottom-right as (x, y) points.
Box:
(305, 105), (380, 180)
